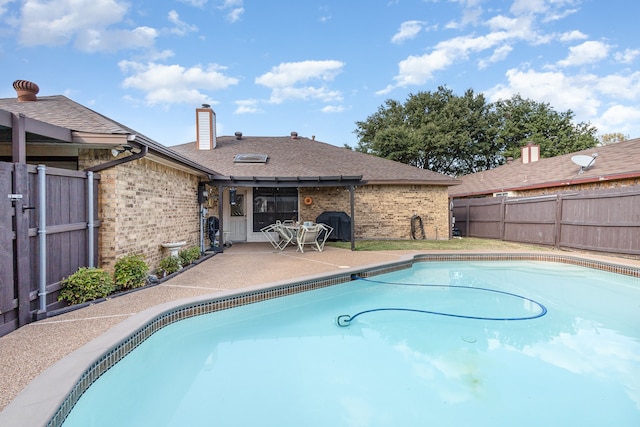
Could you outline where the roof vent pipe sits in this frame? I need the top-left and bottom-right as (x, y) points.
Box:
(13, 80), (39, 102)
(291, 131), (298, 139)
(235, 131), (242, 140)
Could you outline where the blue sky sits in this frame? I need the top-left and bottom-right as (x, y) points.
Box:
(1, 0), (639, 148)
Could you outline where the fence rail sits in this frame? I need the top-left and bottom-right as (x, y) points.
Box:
(452, 186), (640, 255)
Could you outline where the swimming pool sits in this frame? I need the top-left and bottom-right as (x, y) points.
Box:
(59, 258), (640, 427)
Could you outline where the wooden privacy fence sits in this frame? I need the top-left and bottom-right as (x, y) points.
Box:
(0, 162), (99, 337)
(452, 186), (640, 256)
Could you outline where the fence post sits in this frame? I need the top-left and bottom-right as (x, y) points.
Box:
(500, 197), (506, 241)
(554, 194), (562, 249)
(36, 165), (47, 316)
(13, 164), (31, 326)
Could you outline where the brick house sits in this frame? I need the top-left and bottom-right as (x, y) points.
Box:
(0, 81), (217, 272)
(2, 81), (458, 273)
(172, 107), (459, 245)
(449, 139), (640, 199)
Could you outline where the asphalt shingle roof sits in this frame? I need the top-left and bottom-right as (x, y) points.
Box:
(172, 136), (460, 186)
(449, 138), (640, 197)
(0, 95), (128, 135)
(0, 95), (216, 175)
(1, 94), (459, 186)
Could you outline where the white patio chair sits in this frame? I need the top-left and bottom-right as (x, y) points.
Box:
(296, 223), (332, 253)
(261, 221), (294, 251)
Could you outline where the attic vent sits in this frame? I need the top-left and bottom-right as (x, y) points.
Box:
(234, 153), (268, 163)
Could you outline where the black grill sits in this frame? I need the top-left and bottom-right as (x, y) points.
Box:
(316, 211), (351, 241)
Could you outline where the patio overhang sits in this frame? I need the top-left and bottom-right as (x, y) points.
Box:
(208, 175), (365, 252)
(208, 174), (366, 188)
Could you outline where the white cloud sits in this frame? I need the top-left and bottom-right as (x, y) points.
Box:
(234, 99), (262, 114)
(559, 30), (588, 42)
(557, 40), (610, 67)
(0, 0), (14, 17)
(486, 67), (640, 137)
(478, 44), (513, 69)
(597, 105), (640, 135)
(595, 72), (640, 100)
(444, 0), (483, 29)
(168, 10), (198, 36)
(391, 20), (425, 44)
(255, 60), (345, 103)
(322, 105), (346, 113)
(378, 32), (511, 94)
(179, 0), (208, 7)
(119, 61), (239, 106)
(510, 0), (578, 22)
(615, 48), (640, 64)
(487, 68), (601, 117)
(18, 0), (155, 52)
(219, 0), (244, 23)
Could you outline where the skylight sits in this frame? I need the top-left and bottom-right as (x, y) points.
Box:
(234, 153), (268, 163)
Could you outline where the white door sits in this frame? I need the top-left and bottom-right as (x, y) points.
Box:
(228, 190), (247, 242)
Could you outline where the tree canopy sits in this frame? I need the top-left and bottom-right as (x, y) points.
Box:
(354, 87), (599, 176)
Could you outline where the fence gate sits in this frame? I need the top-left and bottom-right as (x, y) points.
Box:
(0, 162), (99, 337)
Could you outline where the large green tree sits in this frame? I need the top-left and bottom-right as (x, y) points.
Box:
(355, 87), (501, 176)
(354, 88), (599, 176)
(493, 95), (598, 159)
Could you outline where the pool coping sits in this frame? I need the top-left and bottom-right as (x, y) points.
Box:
(1, 252), (639, 427)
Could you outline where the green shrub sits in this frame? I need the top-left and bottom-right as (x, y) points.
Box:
(159, 256), (181, 276)
(179, 246), (201, 266)
(114, 253), (149, 290)
(58, 267), (115, 305)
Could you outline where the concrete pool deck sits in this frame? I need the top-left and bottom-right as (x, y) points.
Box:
(1, 243), (639, 425)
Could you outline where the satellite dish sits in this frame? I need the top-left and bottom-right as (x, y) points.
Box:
(571, 153), (598, 174)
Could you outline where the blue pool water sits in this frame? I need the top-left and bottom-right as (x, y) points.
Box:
(62, 261), (640, 426)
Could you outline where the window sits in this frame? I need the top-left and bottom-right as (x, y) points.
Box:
(253, 187), (298, 231)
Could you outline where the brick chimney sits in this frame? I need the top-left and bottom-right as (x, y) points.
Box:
(521, 143), (540, 164)
(13, 80), (39, 102)
(196, 104), (216, 150)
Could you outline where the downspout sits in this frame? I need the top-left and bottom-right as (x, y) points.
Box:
(217, 184), (224, 253)
(87, 171), (95, 267)
(349, 185), (355, 251)
(84, 143), (148, 173)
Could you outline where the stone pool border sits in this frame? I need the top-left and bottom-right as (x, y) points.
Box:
(2, 252), (639, 427)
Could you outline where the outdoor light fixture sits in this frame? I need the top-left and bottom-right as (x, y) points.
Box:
(111, 145), (131, 157)
(229, 187), (237, 206)
(110, 144), (142, 157)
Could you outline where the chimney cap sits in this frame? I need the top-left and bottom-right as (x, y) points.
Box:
(13, 80), (39, 102)
(290, 131), (298, 139)
(235, 131), (243, 140)
(201, 103), (211, 109)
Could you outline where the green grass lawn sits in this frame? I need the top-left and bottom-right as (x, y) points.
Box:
(327, 237), (553, 252)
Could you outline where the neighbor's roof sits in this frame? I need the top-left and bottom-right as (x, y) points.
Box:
(0, 95), (216, 175)
(449, 138), (640, 197)
(171, 137), (460, 186)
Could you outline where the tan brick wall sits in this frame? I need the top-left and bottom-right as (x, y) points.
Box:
(511, 177), (640, 198)
(299, 184), (451, 240)
(79, 150), (201, 272)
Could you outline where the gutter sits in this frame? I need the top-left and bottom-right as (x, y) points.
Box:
(451, 171), (640, 198)
(84, 141), (148, 173)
